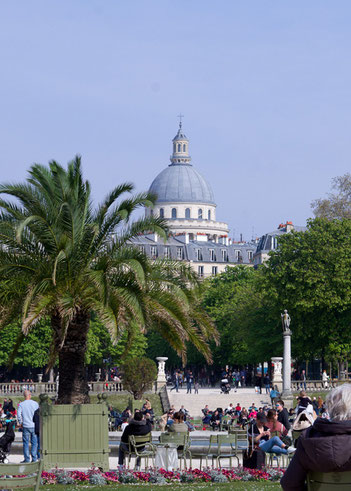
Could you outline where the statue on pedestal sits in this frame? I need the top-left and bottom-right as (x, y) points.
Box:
(281, 309), (291, 333)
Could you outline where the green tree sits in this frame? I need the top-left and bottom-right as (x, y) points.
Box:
(122, 357), (157, 400)
(263, 217), (351, 365)
(86, 318), (147, 366)
(0, 157), (218, 403)
(312, 173), (351, 220)
(201, 266), (281, 367)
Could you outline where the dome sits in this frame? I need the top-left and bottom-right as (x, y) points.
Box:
(149, 163), (215, 204)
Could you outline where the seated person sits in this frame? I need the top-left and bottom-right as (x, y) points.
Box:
(266, 409), (288, 436)
(167, 411), (188, 433)
(235, 403), (242, 414)
(252, 413), (295, 456)
(296, 390), (313, 415)
(249, 409), (258, 419)
(249, 403), (258, 412)
(202, 405), (210, 417)
(210, 410), (221, 430)
(118, 411), (152, 470)
(226, 403), (234, 415)
(276, 400), (291, 430)
(238, 407), (248, 427)
(281, 384), (351, 490)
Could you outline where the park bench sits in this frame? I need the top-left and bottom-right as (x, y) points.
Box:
(0, 461), (43, 490)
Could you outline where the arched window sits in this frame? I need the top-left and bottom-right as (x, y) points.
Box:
(150, 209), (154, 217)
(177, 143), (181, 152)
(208, 210), (211, 220)
(172, 208), (177, 219)
(183, 143), (186, 152)
(198, 208), (203, 219)
(173, 143), (176, 153)
(159, 208), (164, 218)
(185, 208), (191, 219)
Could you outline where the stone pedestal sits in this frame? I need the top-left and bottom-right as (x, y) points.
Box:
(156, 357), (168, 390)
(38, 373), (43, 383)
(282, 330), (293, 399)
(271, 357), (283, 393)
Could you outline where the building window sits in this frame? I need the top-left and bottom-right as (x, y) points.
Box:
(248, 251), (253, 262)
(185, 208), (191, 219)
(198, 208), (203, 219)
(208, 210), (211, 220)
(139, 246), (145, 254)
(209, 249), (215, 261)
(183, 143), (186, 152)
(164, 246), (170, 259)
(176, 247), (183, 260)
(198, 266), (204, 278)
(171, 208), (177, 219)
(150, 209), (154, 217)
(177, 143), (181, 152)
(173, 143), (176, 153)
(212, 266), (218, 276)
(235, 250), (242, 263)
(150, 246), (158, 258)
(221, 249), (227, 262)
(159, 208), (164, 218)
(196, 249), (203, 261)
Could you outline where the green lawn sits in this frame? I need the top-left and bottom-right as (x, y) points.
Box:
(36, 483), (279, 490)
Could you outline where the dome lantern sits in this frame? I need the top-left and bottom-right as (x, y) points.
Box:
(171, 117), (191, 165)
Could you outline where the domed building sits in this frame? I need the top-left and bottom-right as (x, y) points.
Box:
(146, 122), (229, 242)
(131, 121), (256, 278)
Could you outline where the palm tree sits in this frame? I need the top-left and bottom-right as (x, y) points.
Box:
(0, 157), (218, 403)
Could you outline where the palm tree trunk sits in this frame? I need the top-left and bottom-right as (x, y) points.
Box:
(53, 310), (90, 404)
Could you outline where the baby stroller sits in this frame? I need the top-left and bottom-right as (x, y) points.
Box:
(0, 419), (15, 463)
(220, 379), (231, 394)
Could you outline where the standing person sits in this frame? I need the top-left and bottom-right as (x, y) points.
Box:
(322, 369), (329, 389)
(186, 371), (193, 394)
(170, 372), (179, 392)
(17, 390), (39, 463)
(263, 374), (270, 394)
(33, 407), (40, 461)
(194, 380), (199, 394)
(300, 370), (307, 390)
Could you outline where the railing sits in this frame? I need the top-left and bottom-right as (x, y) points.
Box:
(0, 381), (125, 396)
(291, 379), (349, 392)
(0, 383), (57, 395)
(159, 384), (170, 413)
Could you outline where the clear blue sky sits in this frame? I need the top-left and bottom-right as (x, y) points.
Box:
(1, 1), (350, 240)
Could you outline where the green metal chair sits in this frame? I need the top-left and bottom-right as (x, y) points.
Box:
(159, 432), (191, 469)
(216, 433), (237, 468)
(230, 427), (249, 464)
(0, 461), (43, 491)
(265, 431), (293, 468)
(307, 471), (351, 490)
(128, 434), (156, 469)
(219, 416), (232, 432)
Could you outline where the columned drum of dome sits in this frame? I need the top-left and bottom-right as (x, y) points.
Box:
(146, 122), (229, 241)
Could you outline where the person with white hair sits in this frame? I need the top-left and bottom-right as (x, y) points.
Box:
(281, 383), (351, 490)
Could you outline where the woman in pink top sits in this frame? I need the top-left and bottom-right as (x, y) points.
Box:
(249, 409), (257, 419)
(266, 409), (288, 436)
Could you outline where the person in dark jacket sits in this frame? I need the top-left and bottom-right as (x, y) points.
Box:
(33, 408), (40, 460)
(118, 411), (152, 469)
(276, 400), (291, 430)
(281, 383), (351, 490)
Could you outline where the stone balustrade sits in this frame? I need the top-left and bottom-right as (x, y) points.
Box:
(291, 379), (349, 392)
(0, 381), (125, 396)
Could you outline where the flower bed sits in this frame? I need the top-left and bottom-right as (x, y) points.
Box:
(41, 467), (284, 485)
